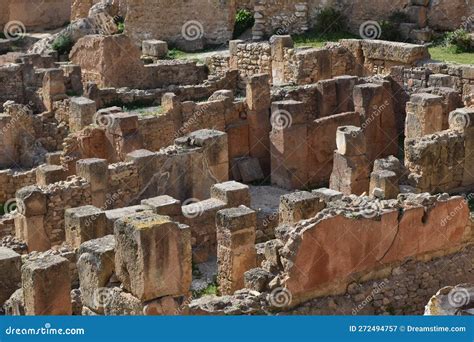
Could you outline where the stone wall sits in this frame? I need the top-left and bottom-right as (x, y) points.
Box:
(0, 0), (71, 30)
(0, 169), (36, 205)
(125, 0), (237, 50)
(251, 0), (472, 39)
(189, 192), (473, 315)
(219, 37), (430, 86)
(69, 35), (208, 89)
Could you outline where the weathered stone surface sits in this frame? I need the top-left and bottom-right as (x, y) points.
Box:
(65, 206), (108, 249)
(0, 247), (21, 306)
(22, 255), (72, 315)
(114, 212), (192, 301)
(77, 235), (115, 313)
(217, 206), (257, 295)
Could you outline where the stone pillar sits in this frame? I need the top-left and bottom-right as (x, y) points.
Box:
(126, 149), (157, 200)
(211, 181), (251, 207)
(330, 126), (370, 195)
(270, 100), (308, 189)
(141, 195), (182, 220)
(217, 206), (257, 295)
(114, 212), (192, 301)
(449, 107), (474, 187)
(246, 74), (272, 176)
(36, 165), (66, 186)
(0, 114), (15, 168)
(353, 83), (392, 162)
(0, 247), (21, 306)
(229, 40), (244, 69)
(270, 35), (294, 86)
(76, 158), (108, 208)
(14, 186), (49, 252)
(22, 255), (72, 315)
(106, 113), (143, 161)
(60, 64), (83, 96)
(77, 235), (115, 314)
(405, 93), (444, 140)
(70, 97), (97, 132)
(369, 170), (400, 199)
(42, 68), (67, 111)
(316, 79), (337, 118)
(65, 205), (108, 249)
(186, 129), (229, 200)
(279, 191), (326, 225)
(334, 75), (357, 113)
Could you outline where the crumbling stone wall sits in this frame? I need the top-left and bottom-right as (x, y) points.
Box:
(0, 0), (71, 30)
(125, 0), (237, 50)
(190, 193), (473, 315)
(251, 0), (472, 39)
(69, 35), (208, 89)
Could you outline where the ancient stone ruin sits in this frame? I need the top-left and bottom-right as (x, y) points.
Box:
(0, 0), (472, 317)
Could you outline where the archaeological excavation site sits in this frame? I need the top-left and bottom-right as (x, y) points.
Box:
(0, 0), (472, 318)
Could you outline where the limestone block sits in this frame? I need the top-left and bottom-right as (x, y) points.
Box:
(22, 255), (72, 315)
(246, 74), (271, 111)
(217, 206), (257, 295)
(77, 235), (115, 313)
(235, 157), (264, 183)
(316, 79), (338, 117)
(76, 158), (108, 207)
(126, 149), (157, 198)
(405, 93), (444, 139)
(15, 186), (46, 217)
(312, 188), (344, 203)
(142, 40), (168, 58)
(114, 212), (192, 301)
(330, 151), (371, 195)
(36, 165), (66, 186)
(334, 75), (357, 112)
(336, 126), (366, 156)
(369, 170), (400, 199)
(70, 97), (97, 132)
(279, 191), (326, 225)
(65, 206), (108, 249)
(0, 247), (21, 305)
(141, 195), (182, 218)
(45, 151), (62, 165)
(271, 100), (307, 125)
(210, 181), (250, 207)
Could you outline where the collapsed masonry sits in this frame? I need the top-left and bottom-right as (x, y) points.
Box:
(0, 30), (473, 316)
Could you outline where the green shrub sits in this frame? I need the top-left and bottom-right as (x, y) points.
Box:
(315, 7), (347, 34)
(380, 11), (410, 42)
(114, 15), (125, 34)
(380, 20), (403, 41)
(445, 28), (473, 53)
(233, 9), (254, 38)
(52, 34), (75, 55)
